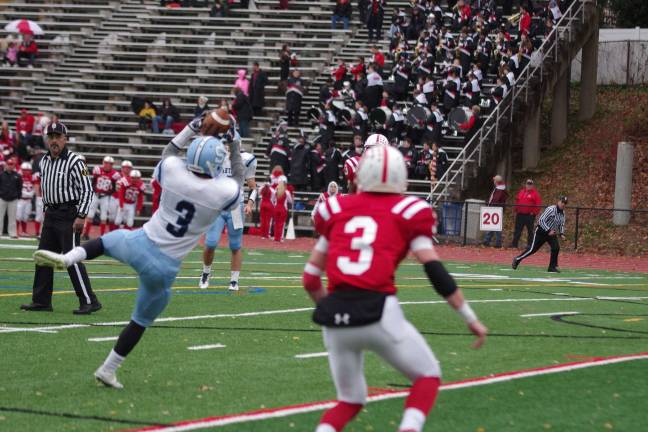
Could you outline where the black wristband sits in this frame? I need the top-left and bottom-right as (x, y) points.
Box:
(424, 261), (458, 298)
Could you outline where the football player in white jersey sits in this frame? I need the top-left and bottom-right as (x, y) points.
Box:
(33, 120), (243, 389)
(199, 146), (257, 291)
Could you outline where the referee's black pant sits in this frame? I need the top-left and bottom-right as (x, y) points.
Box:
(511, 213), (535, 248)
(32, 205), (98, 307)
(514, 226), (560, 270)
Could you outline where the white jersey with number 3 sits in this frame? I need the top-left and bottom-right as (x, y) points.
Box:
(143, 156), (240, 260)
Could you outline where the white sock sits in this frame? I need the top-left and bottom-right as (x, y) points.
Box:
(64, 246), (87, 267)
(315, 424), (336, 432)
(230, 271), (240, 283)
(202, 264), (212, 274)
(102, 349), (125, 374)
(399, 408), (426, 432)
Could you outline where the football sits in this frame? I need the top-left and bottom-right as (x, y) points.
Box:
(200, 107), (230, 136)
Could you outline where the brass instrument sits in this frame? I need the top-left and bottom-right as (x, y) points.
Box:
(507, 12), (521, 25)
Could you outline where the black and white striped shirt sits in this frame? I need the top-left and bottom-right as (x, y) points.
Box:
(538, 205), (565, 234)
(39, 147), (94, 218)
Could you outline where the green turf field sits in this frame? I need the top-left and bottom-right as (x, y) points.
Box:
(1, 239), (647, 431)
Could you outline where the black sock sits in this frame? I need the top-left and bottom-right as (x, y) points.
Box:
(114, 321), (146, 357)
(82, 238), (104, 260)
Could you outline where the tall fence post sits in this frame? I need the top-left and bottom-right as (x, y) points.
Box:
(574, 207), (580, 250)
(463, 201), (469, 246)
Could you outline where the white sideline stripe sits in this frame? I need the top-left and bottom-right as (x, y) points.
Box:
(520, 311), (579, 317)
(87, 336), (119, 342)
(138, 354), (648, 431)
(0, 326), (57, 334)
(3, 297), (648, 335)
(187, 344), (226, 351)
(0, 324), (86, 334)
(295, 352), (328, 359)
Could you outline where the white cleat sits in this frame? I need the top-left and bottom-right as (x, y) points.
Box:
(94, 366), (123, 389)
(199, 272), (210, 289)
(33, 250), (67, 270)
(228, 281), (239, 292)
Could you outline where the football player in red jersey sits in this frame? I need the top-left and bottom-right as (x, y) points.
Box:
(84, 156), (121, 239)
(115, 170), (145, 229)
(343, 133), (389, 194)
(303, 146), (487, 432)
(16, 162), (37, 236)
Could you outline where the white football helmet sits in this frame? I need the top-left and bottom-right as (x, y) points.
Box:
(364, 133), (389, 150)
(130, 170), (141, 178)
(103, 156), (114, 164)
(21, 162), (32, 171)
(121, 160), (133, 168)
(356, 145), (408, 194)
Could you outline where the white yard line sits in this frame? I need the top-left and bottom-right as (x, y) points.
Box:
(520, 311), (579, 318)
(187, 344), (226, 351)
(2, 297), (647, 336)
(295, 352), (329, 359)
(87, 336), (119, 342)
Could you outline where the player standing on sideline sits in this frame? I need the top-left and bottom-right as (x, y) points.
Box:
(303, 146), (487, 432)
(115, 170), (145, 229)
(107, 160), (131, 232)
(16, 162), (37, 236)
(33, 119), (244, 389)
(512, 196), (568, 273)
(198, 139), (258, 291)
(83, 156), (121, 239)
(343, 133), (389, 194)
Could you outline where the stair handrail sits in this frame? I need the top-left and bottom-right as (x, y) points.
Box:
(430, 0), (593, 206)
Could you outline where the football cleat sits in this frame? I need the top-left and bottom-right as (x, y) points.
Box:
(228, 281), (239, 292)
(548, 267), (561, 273)
(94, 367), (123, 389)
(199, 272), (210, 289)
(33, 250), (67, 270)
(512, 258), (519, 270)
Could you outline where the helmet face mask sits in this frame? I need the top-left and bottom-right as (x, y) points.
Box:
(357, 145), (408, 194)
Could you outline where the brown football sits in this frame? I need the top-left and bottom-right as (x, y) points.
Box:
(200, 107), (230, 136)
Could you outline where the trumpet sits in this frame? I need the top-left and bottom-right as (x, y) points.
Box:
(507, 12), (521, 25)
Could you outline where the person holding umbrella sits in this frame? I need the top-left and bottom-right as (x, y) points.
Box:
(4, 19), (44, 68)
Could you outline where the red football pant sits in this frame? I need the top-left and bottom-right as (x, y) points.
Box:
(259, 202), (274, 238)
(273, 207), (287, 241)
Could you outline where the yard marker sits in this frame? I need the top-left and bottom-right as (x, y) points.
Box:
(124, 352), (648, 432)
(187, 344), (226, 351)
(520, 311), (579, 318)
(295, 352), (329, 359)
(88, 336), (119, 342)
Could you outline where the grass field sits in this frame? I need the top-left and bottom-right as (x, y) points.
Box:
(1, 238), (647, 431)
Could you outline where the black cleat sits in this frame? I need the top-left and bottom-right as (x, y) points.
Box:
(73, 302), (102, 315)
(20, 303), (53, 312)
(547, 267), (561, 273)
(512, 258), (520, 270)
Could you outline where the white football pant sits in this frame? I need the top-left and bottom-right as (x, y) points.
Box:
(35, 197), (44, 223)
(87, 195), (111, 222)
(115, 203), (135, 227)
(322, 296), (441, 404)
(107, 196), (120, 223)
(16, 199), (33, 222)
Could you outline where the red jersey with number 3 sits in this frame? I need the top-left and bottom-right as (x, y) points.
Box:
(92, 166), (121, 196)
(314, 193), (437, 294)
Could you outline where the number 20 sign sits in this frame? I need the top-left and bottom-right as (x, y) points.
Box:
(480, 206), (503, 232)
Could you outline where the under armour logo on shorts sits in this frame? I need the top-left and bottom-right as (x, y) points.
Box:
(334, 313), (350, 325)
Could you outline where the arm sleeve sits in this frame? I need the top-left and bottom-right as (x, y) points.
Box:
(312, 201), (332, 239)
(72, 161), (94, 218)
(161, 124), (198, 158)
(228, 135), (245, 186)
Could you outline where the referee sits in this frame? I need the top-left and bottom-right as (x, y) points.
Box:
(20, 122), (102, 314)
(512, 196), (568, 273)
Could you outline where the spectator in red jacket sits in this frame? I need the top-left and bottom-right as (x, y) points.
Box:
(331, 58), (347, 90)
(371, 45), (385, 72)
(519, 5), (531, 38)
(15, 109), (34, 160)
(350, 56), (366, 82)
(511, 178), (542, 248)
(17, 33), (38, 68)
(483, 174), (508, 248)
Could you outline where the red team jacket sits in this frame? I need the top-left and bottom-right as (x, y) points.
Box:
(314, 193), (436, 294)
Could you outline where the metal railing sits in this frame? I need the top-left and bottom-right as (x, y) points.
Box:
(430, 0), (594, 205)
